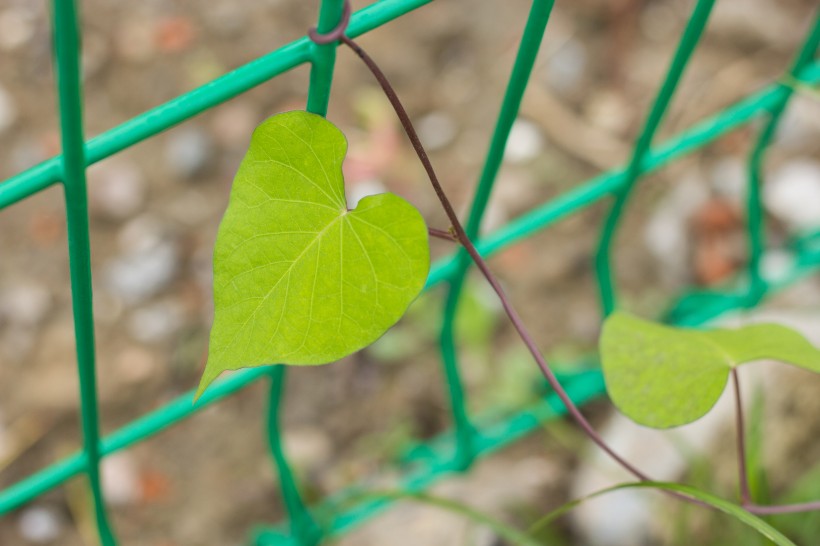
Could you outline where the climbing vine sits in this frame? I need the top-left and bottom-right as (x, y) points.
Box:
(198, 3), (820, 541)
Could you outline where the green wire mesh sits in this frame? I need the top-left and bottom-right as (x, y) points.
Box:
(0, 0), (819, 544)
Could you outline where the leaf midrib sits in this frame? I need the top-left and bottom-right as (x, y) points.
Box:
(214, 211), (348, 361)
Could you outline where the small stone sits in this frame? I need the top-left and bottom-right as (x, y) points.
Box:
(127, 301), (184, 343)
(28, 209), (65, 248)
(761, 250), (795, 284)
(0, 411), (7, 459)
(104, 243), (177, 304)
(284, 427), (332, 472)
(691, 198), (741, 236)
(203, 2), (247, 37)
(545, 37), (587, 94)
(0, 8), (36, 51)
(102, 453), (140, 506)
(0, 281), (51, 327)
(0, 326), (36, 365)
(210, 102), (258, 149)
(116, 18), (156, 63)
(116, 346), (159, 384)
(93, 289), (124, 325)
(640, 2), (680, 43)
(709, 157), (746, 202)
(155, 16), (197, 53)
(764, 160), (820, 230)
(585, 90), (632, 135)
(347, 179), (386, 210)
(166, 127), (213, 179)
(503, 119), (543, 164)
(117, 214), (166, 252)
(694, 237), (738, 286)
(88, 161), (147, 221)
(644, 173), (709, 281)
(103, 216), (179, 304)
(18, 506), (63, 544)
(162, 189), (213, 226)
(777, 97), (820, 151)
(81, 32), (109, 80)
(11, 139), (47, 173)
(0, 84), (18, 135)
(416, 112), (457, 151)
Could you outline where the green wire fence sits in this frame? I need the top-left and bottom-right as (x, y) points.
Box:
(0, 0), (819, 544)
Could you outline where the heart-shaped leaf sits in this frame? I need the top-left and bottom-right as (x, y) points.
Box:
(601, 312), (820, 428)
(197, 111), (429, 398)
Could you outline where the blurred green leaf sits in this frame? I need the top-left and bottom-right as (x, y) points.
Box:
(601, 312), (820, 428)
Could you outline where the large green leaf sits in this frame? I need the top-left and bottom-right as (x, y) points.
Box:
(198, 111), (429, 398)
(601, 312), (820, 428)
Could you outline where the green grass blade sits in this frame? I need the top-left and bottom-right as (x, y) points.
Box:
(527, 481), (796, 546)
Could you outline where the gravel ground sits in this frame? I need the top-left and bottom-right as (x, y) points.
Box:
(1, 0), (819, 544)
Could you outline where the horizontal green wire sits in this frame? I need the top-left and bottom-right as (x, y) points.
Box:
(0, 0), (434, 209)
(2, 61), (819, 515)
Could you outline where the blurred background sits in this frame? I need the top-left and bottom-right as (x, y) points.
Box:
(1, 0), (820, 544)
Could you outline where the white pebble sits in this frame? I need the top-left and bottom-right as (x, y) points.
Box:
(503, 119), (543, 164)
(166, 127), (213, 179)
(127, 301), (184, 343)
(102, 453), (140, 506)
(211, 102), (258, 149)
(104, 217), (179, 304)
(0, 9), (35, 51)
(284, 427), (332, 471)
(18, 506), (62, 544)
(416, 112), (457, 151)
(0, 411), (8, 461)
(644, 172), (709, 281)
(88, 162), (146, 220)
(546, 37), (587, 94)
(104, 241), (179, 304)
(709, 157), (746, 202)
(585, 91), (632, 135)
(117, 215), (166, 253)
(0, 85), (18, 135)
(761, 250), (795, 283)
(0, 282), (52, 326)
(347, 179), (386, 209)
(764, 160), (820, 230)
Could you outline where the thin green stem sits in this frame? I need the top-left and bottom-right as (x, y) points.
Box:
(732, 369), (752, 505)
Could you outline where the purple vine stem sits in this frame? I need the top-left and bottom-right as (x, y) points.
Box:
(308, 1), (820, 518)
(337, 33), (652, 484)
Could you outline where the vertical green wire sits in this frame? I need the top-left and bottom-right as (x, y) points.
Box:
(745, 12), (820, 306)
(439, 0), (555, 470)
(594, 0), (716, 317)
(307, 0), (345, 116)
(263, 1), (345, 543)
(51, 0), (117, 544)
(266, 367), (323, 546)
